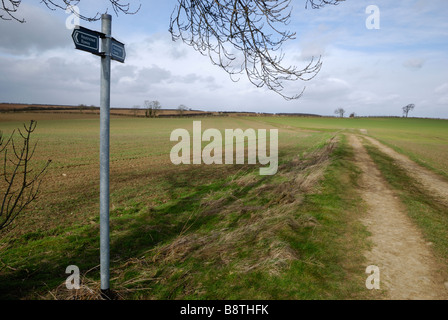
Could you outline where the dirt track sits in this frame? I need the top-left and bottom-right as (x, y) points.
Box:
(349, 135), (448, 300)
(363, 136), (448, 206)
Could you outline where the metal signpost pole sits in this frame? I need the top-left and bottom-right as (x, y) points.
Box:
(72, 13), (125, 298)
(99, 13), (112, 296)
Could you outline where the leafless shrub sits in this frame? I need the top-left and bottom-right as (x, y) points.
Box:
(0, 121), (51, 233)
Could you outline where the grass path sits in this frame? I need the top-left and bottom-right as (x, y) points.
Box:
(349, 134), (448, 299)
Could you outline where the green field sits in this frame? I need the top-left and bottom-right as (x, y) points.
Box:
(0, 113), (447, 299)
(259, 116), (448, 178)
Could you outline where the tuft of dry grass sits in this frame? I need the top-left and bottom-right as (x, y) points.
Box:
(47, 265), (124, 300)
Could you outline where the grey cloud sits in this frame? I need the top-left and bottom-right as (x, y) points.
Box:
(0, 4), (69, 55)
(0, 55), (99, 104)
(2, 56), (97, 88)
(178, 73), (201, 83)
(113, 65), (138, 78)
(111, 65), (138, 85)
(169, 46), (188, 60)
(111, 65), (173, 95)
(137, 65), (172, 84)
(176, 73), (217, 84)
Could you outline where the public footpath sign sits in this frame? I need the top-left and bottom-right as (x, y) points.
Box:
(111, 39), (126, 63)
(72, 25), (126, 63)
(71, 26), (102, 55)
(72, 15), (125, 297)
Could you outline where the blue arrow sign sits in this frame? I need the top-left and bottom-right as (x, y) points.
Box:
(72, 26), (102, 55)
(111, 38), (126, 63)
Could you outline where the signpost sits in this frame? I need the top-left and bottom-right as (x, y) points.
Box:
(71, 26), (102, 56)
(72, 14), (125, 298)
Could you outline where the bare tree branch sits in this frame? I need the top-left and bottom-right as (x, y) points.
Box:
(0, 0), (24, 22)
(305, 0), (344, 9)
(0, 121), (51, 233)
(40, 0), (140, 22)
(169, 0), (342, 100)
(0, 0), (140, 23)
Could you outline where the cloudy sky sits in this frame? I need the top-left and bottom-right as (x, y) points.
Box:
(1, 0), (447, 118)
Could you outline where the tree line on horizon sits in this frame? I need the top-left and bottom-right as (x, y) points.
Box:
(335, 104), (416, 118)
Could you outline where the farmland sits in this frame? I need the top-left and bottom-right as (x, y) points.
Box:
(0, 112), (447, 300)
(259, 116), (448, 178)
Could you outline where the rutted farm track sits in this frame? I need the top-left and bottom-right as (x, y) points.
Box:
(363, 136), (448, 207)
(349, 134), (448, 300)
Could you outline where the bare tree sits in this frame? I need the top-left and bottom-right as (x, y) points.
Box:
(402, 103), (415, 118)
(0, 121), (51, 233)
(2, 1), (343, 99)
(334, 108), (345, 118)
(144, 100), (161, 118)
(177, 104), (188, 116)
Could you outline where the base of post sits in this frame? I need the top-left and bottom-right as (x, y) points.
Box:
(100, 288), (117, 300)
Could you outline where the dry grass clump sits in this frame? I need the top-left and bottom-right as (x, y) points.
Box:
(47, 265), (124, 300)
(49, 278), (103, 300)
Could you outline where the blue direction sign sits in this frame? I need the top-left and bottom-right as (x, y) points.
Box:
(72, 26), (102, 55)
(111, 38), (126, 63)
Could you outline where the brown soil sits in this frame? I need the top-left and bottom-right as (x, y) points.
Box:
(349, 134), (448, 300)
